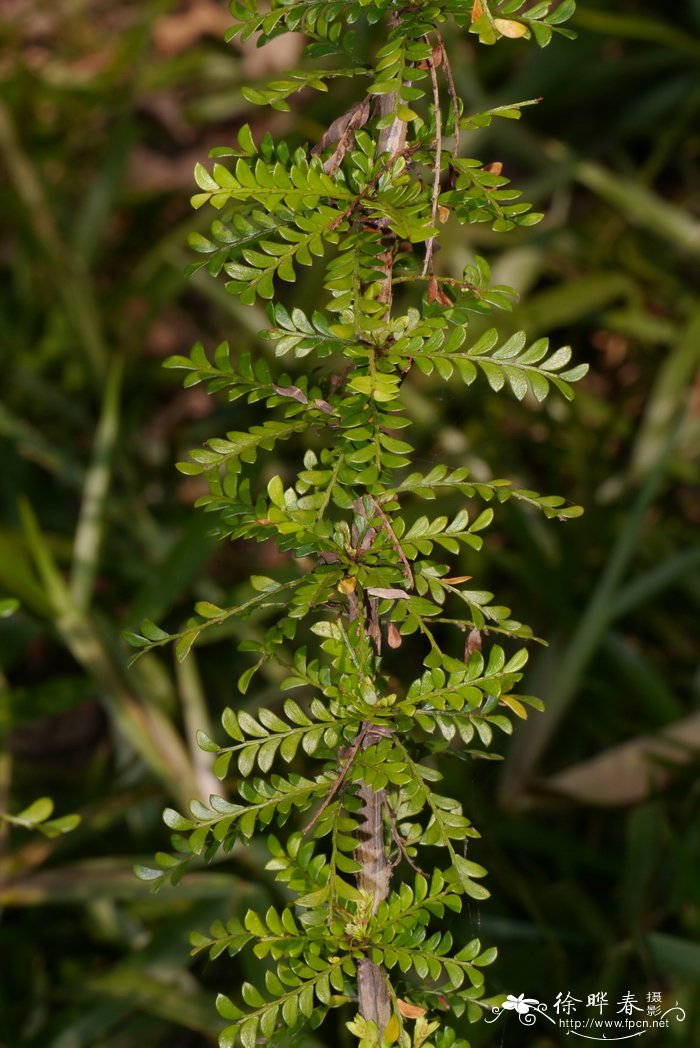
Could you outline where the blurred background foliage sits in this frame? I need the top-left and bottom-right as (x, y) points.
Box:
(0, 1), (699, 1045)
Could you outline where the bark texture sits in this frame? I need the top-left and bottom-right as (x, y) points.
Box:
(355, 723), (393, 1037)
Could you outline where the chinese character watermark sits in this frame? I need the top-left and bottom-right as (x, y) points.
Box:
(586, 991), (608, 1014)
(617, 991), (643, 1016)
(553, 991), (582, 1015)
(485, 989), (687, 1041)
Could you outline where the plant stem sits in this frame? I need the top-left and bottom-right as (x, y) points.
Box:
(352, 36), (411, 1034)
(422, 42), (443, 277)
(375, 14), (409, 317)
(355, 723), (393, 1038)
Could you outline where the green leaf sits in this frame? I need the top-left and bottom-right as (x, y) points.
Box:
(194, 601), (224, 619)
(0, 597), (19, 618)
(139, 618), (170, 641)
(453, 855), (491, 899)
(237, 123), (256, 154)
(40, 814), (81, 837)
(175, 632), (197, 662)
(194, 162), (218, 192)
(134, 864), (164, 882)
(163, 807), (194, 831)
(267, 475), (285, 507)
(16, 797), (53, 824)
(196, 730), (219, 753)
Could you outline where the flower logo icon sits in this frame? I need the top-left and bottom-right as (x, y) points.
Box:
(503, 994), (540, 1015)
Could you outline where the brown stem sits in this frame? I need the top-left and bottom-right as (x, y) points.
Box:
(369, 495), (414, 589)
(436, 32), (460, 157)
(355, 723), (393, 1038)
(357, 958), (392, 1039)
(377, 92), (409, 159)
(352, 21), (409, 1034)
(375, 14), (409, 315)
(422, 44), (443, 278)
(388, 802), (427, 874)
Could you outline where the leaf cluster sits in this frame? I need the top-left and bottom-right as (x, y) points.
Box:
(126, 0), (583, 1045)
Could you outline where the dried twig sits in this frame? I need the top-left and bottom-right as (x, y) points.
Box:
(303, 727), (366, 835)
(313, 96), (371, 175)
(422, 42), (443, 278)
(437, 32), (460, 157)
(387, 801), (427, 874)
(369, 495), (414, 589)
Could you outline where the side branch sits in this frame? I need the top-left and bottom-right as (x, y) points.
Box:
(302, 727), (365, 834)
(370, 495), (414, 589)
(436, 31), (460, 157)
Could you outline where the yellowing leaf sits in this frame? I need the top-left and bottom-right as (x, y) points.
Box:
(382, 1014), (401, 1045)
(471, 0), (484, 22)
(499, 695), (528, 719)
(338, 576), (357, 594)
(494, 18), (528, 38)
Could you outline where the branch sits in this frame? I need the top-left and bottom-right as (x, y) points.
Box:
(369, 495), (414, 589)
(375, 13), (410, 316)
(387, 800), (427, 875)
(422, 41), (443, 278)
(302, 727), (366, 834)
(437, 32), (460, 157)
(355, 722), (394, 1037)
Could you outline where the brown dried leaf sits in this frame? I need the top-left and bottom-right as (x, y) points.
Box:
(397, 999), (427, 1019)
(323, 129), (354, 175)
(366, 587), (410, 599)
(483, 161), (503, 176)
(313, 97), (370, 157)
(317, 551), (341, 564)
(357, 527), (378, 554)
(387, 622), (403, 649)
(431, 44), (444, 69)
(543, 712), (700, 806)
(466, 628), (482, 658)
(426, 276), (452, 307)
(273, 384), (308, 404)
